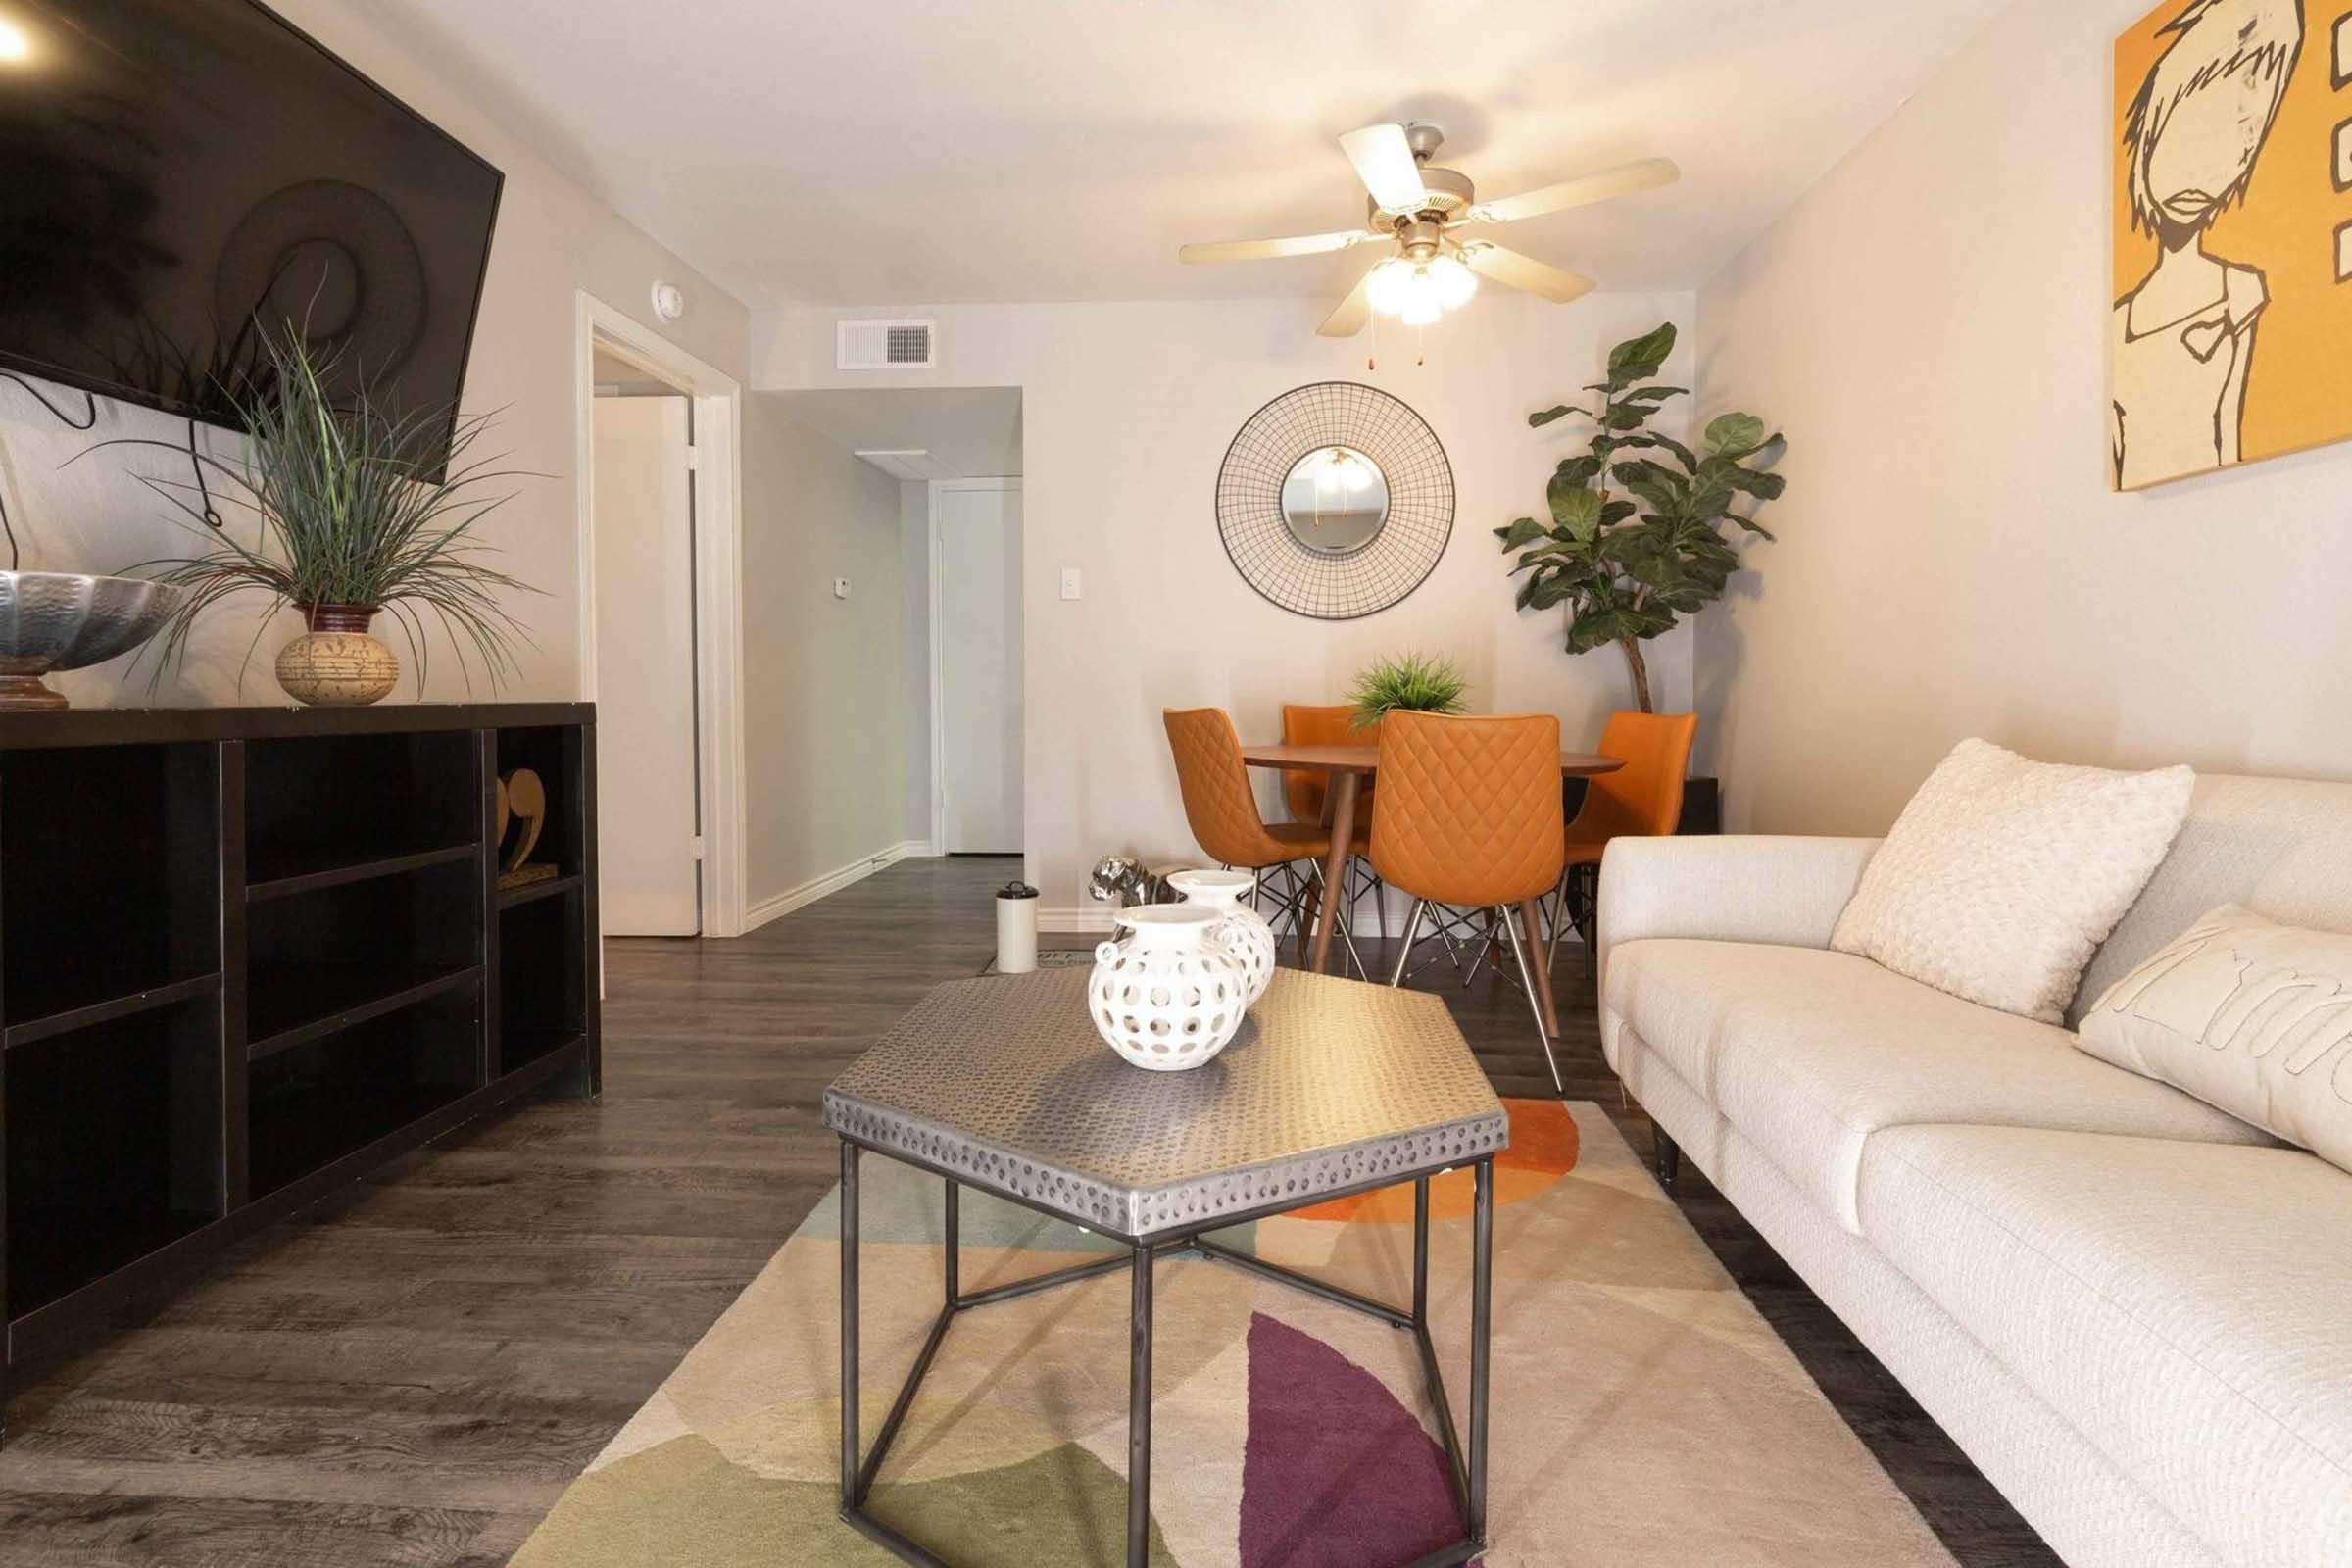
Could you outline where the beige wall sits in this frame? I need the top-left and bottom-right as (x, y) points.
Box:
(0, 0), (748, 707)
(752, 292), (1700, 924)
(1694, 0), (2352, 835)
(739, 399), (915, 909)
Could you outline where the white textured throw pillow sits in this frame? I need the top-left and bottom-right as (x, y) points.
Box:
(2081, 906), (2350, 1170)
(1831, 739), (2194, 1021)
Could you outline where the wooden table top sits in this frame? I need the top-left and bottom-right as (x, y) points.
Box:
(1241, 742), (1625, 777)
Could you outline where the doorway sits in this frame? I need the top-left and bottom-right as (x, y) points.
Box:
(572, 293), (747, 939)
(931, 478), (1023, 855)
(591, 369), (699, 933)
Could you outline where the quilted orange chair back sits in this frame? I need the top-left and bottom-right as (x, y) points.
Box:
(1280, 704), (1379, 824)
(1566, 710), (1697, 852)
(1163, 707), (1289, 869)
(1370, 710), (1565, 907)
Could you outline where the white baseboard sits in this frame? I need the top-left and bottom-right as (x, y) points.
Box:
(744, 842), (916, 932)
(1038, 906), (1116, 935)
(894, 839), (942, 858)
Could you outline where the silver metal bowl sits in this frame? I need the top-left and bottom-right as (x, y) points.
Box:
(0, 572), (185, 710)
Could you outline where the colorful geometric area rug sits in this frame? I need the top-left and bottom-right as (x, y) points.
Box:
(513, 1101), (1955, 1567)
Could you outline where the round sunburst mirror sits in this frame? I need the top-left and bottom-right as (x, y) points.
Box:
(1216, 382), (1453, 620)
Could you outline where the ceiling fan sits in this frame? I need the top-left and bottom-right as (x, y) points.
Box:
(1178, 122), (1678, 337)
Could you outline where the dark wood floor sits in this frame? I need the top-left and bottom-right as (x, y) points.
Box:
(0, 855), (2057, 1566)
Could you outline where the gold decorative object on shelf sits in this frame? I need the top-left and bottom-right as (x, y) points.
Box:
(496, 766), (558, 890)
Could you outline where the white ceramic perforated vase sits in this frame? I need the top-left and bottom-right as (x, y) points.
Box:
(1089, 905), (1247, 1071)
(1166, 868), (1276, 1005)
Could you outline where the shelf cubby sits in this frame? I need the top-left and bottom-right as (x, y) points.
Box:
(492, 727), (587, 882)
(245, 860), (483, 1055)
(245, 731), (479, 887)
(247, 982), (484, 1199)
(0, 743), (220, 1032)
(498, 888), (587, 1075)
(4, 998), (223, 1319)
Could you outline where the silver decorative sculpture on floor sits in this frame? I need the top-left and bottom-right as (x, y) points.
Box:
(1087, 853), (1192, 910)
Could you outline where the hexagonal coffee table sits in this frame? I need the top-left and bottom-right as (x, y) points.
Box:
(823, 963), (1509, 1568)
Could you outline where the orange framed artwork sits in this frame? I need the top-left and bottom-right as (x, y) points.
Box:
(2111, 0), (2352, 490)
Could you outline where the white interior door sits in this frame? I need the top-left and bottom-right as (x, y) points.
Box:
(593, 395), (701, 934)
(936, 483), (1023, 854)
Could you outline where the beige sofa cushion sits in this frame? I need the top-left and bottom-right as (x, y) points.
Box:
(1858, 1125), (2352, 1568)
(2080, 906), (2352, 1174)
(1602, 939), (2271, 1232)
(1830, 739), (2193, 1022)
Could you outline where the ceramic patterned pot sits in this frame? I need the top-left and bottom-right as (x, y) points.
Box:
(276, 603), (399, 706)
(1167, 867), (1276, 1005)
(1089, 905), (1247, 1071)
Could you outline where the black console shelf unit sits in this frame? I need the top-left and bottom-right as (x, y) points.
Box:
(0, 705), (599, 1429)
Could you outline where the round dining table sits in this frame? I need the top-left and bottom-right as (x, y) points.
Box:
(1238, 743), (1626, 999)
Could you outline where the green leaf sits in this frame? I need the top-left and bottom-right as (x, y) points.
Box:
(1598, 499), (1638, 527)
(1618, 430), (1699, 468)
(1617, 386), (1689, 404)
(1723, 466), (1787, 502)
(1553, 454), (1603, 487)
(1529, 405), (1592, 428)
(1704, 412), (1767, 458)
(1605, 323), (1678, 388)
(1494, 516), (1549, 553)
(1547, 481), (1604, 540)
(1600, 403), (1649, 431)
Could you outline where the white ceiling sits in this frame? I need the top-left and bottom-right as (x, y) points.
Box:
(377, 0), (2009, 309)
(770, 387), (1022, 479)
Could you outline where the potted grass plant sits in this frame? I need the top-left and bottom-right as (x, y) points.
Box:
(114, 326), (536, 706)
(1347, 651), (1468, 728)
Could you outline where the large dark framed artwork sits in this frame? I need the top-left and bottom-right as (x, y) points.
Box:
(2112, 0), (2352, 489)
(1214, 382), (1453, 620)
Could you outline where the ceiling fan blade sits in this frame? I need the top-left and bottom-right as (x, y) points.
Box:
(1178, 230), (1368, 264)
(1460, 243), (1596, 305)
(1471, 157), (1680, 225)
(1339, 122), (1429, 213)
(1316, 264), (1379, 338)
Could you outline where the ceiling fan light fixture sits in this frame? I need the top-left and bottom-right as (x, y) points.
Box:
(1364, 258), (1414, 318)
(1429, 254), (1478, 309)
(1398, 290), (1443, 327)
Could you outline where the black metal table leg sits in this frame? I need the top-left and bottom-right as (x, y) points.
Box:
(945, 1178), (960, 1303)
(840, 1140), (860, 1512)
(1412, 1175), (1430, 1323)
(1468, 1158), (1494, 1544)
(1127, 1239), (1154, 1567)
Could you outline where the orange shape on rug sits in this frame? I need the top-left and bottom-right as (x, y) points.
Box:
(1287, 1097), (1579, 1225)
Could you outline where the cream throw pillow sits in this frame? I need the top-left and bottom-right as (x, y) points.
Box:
(2081, 906), (2350, 1169)
(1831, 739), (2194, 1022)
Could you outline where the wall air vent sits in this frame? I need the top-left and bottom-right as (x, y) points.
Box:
(837, 318), (938, 371)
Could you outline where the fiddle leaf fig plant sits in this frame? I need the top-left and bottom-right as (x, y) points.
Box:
(1495, 322), (1786, 712)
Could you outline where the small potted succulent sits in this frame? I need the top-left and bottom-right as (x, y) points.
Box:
(116, 327), (536, 705)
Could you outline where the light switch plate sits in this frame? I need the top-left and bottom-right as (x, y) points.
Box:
(833, 577), (851, 600)
(1059, 566), (1082, 601)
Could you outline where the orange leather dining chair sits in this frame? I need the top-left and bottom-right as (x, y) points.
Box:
(1371, 710), (1568, 1090)
(1550, 710), (1698, 965)
(1163, 708), (1368, 972)
(1280, 704), (1387, 940)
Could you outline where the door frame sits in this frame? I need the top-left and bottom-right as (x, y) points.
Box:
(573, 290), (749, 938)
(927, 476), (1023, 856)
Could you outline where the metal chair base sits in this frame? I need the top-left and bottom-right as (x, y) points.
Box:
(839, 1142), (1495, 1568)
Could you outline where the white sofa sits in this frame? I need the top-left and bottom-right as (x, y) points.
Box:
(1595, 773), (2352, 1568)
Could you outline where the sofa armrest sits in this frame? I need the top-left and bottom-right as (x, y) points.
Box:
(1596, 835), (1880, 986)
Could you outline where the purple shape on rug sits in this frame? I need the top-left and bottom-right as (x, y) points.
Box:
(1240, 1311), (1478, 1568)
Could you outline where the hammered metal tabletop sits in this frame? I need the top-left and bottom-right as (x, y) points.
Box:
(823, 965), (1508, 1239)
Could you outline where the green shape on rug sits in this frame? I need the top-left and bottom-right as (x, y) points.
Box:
(512, 1429), (1178, 1567)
